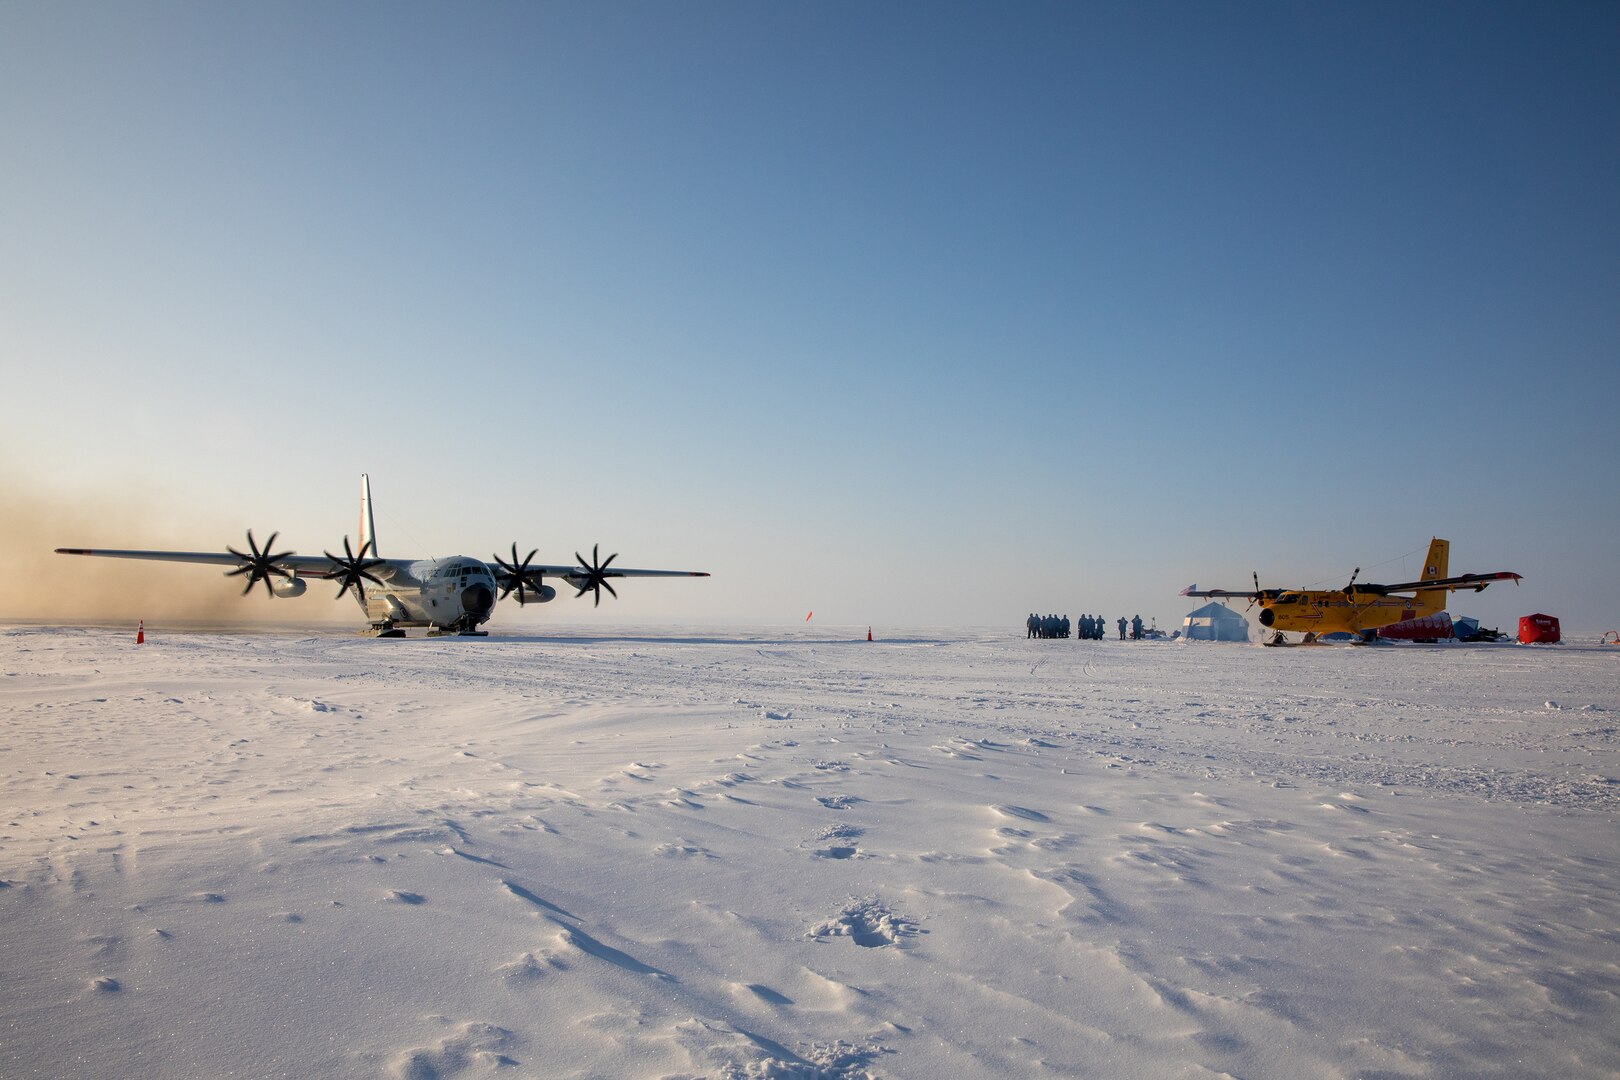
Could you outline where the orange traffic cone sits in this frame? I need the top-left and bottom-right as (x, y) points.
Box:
(136, 620), (145, 645)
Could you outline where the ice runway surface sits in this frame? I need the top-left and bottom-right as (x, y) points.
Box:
(2, 626), (1617, 1079)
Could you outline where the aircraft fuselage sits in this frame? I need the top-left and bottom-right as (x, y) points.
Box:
(353, 556), (506, 632)
(1257, 589), (1441, 635)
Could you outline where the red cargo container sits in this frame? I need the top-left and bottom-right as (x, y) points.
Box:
(1378, 613), (1455, 642)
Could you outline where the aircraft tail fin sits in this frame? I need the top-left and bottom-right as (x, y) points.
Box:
(1414, 537), (1449, 615)
(359, 474), (378, 557)
(1420, 538), (1449, 583)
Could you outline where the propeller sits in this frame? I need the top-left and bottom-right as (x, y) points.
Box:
(493, 543), (544, 602)
(573, 543), (619, 607)
(324, 536), (385, 601)
(225, 530), (294, 597)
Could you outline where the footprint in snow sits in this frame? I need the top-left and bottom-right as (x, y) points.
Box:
(391, 1020), (517, 1079)
(807, 897), (919, 948)
(653, 842), (716, 859)
(814, 846), (860, 860)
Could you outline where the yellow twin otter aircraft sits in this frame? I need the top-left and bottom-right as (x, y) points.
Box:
(1181, 539), (1521, 644)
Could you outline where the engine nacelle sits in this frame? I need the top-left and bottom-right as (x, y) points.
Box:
(514, 584), (557, 605)
(272, 576), (308, 599)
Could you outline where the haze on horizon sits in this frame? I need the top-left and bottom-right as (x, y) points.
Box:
(2, 3), (1615, 632)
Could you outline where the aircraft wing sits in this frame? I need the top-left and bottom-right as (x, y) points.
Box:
(519, 562), (711, 581)
(492, 555), (710, 607)
(1362, 571), (1522, 595)
(1179, 585), (1261, 599)
(53, 547), (423, 580)
(56, 548), (710, 581)
(58, 547), (324, 574)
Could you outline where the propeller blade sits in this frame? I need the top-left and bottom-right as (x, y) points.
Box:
(229, 529), (295, 598)
(325, 534), (385, 601)
(493, 543), (546, 602)
(571, 542), (622, 607)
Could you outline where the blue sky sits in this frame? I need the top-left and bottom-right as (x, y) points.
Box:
(3, 2), (1616, 630)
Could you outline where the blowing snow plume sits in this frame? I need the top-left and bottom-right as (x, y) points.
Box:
(0, 472), (336, 625)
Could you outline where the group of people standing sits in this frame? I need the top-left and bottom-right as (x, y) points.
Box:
(1027, 613), (1072, 639)
(1025, 613), (1146, 640)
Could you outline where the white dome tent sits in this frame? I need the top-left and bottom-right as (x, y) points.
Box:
(1182, 601), (1250, 642)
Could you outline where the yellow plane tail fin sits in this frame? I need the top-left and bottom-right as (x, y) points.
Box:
(1415, 538), (1450, 615)
(1420, 538), (1449, 582)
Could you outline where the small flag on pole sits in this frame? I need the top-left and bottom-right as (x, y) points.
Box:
(805, 611), (813, 622)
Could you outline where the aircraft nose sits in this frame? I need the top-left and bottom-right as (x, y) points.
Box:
(461, 584), (494, 616)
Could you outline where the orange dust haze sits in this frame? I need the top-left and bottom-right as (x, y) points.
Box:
(1, 472), (347, 625)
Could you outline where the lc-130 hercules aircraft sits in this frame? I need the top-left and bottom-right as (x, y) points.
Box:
(1181, 538), (1520, 645)
(56, 475), (710, 636)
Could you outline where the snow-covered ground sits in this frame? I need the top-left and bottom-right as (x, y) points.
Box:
(2, 625), (1617, 1079)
